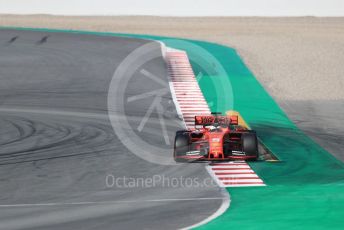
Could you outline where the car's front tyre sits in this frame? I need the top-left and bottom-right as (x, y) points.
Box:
(241, 132), (259, 160)
(174, 130), (190, 162)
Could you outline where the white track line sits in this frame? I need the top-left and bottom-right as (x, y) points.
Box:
(164, 47), (230, 230)
(163, 44), (266, 230)
(180, 188), (230, 230)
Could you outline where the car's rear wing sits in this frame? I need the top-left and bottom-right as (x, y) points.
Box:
(194, 115), (238, 126)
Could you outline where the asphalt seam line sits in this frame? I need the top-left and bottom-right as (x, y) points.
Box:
(0, 197), (225, 208)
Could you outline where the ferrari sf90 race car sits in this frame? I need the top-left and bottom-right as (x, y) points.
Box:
(174, 112), (259, 162)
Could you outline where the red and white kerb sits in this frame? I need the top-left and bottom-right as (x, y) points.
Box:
(165, 48), (265, 187)
(207, 162), (265, 187)
(165, 50), (210, 129)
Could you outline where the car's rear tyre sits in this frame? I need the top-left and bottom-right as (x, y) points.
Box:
(174, 130), (190, 163)
(242, 132), (258, 160)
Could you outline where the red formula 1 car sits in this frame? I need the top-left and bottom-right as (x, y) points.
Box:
(174, 112), (259, 162)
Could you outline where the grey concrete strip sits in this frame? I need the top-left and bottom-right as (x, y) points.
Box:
(280, 99), (344, 162)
